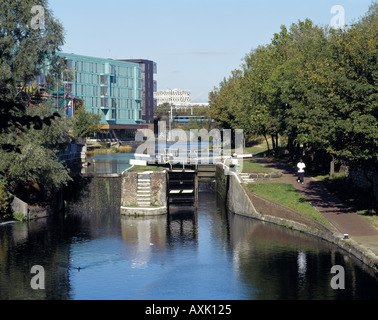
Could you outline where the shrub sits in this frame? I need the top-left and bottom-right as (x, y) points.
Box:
(0, 184), (10, 218)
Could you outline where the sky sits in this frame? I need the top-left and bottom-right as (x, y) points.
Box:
(48, 0), (374, 103)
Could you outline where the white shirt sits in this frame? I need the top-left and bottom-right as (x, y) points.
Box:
(297, 162), (306, 173)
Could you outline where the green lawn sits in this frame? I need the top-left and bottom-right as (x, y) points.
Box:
(247, 183), (330, 226)
(242, 160), (273, 173)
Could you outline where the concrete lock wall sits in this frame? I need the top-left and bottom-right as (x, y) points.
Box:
(215, 164), (378, 273)
(120, 170), (167, 216)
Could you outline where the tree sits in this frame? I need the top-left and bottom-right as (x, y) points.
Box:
(0, 0), (65, 152)
(210, 2), (378, 174)
(72, 103), (102, 138)
(327, 3), (378, 167)
(0, 102), (72, 204)
(0, 0), (68, 203)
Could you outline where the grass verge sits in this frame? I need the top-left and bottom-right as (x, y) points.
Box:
(128, 165), (165, 172)
(242, 160), (273, 173)
(247, 183), (330, 226)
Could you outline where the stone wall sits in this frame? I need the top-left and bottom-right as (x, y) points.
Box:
(120, 170), (167, 215)
(65, 174), (122, 212)
(120, 171), (138, 207)
(215, 164), (228, 201)
(10, 194), (53, 220)
(150, 172), (168, 207)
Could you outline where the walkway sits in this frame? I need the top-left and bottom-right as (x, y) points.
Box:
(247, 157), (378, 255)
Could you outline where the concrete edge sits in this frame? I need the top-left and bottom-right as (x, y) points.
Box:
(120, 206), (167, 216)
(225, 173), (378, 273)
(228, 202), (378, 273)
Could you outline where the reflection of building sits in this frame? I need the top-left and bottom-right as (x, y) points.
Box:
(121, 216), (167, 267)
(119, 59), (157, 124)
(155, 89), (191, 107)
(55, 53), (154, 140)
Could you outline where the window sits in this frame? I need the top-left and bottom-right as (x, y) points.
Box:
(101, 98), (108, 108)
(111, 98), (117, 108)
(101, 86), (109, 96)
(100, 75), (109, 85)
(112, 109), (117, 119)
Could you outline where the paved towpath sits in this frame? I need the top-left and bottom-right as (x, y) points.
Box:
(247, 157), (378, 255)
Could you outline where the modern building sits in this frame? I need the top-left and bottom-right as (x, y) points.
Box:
(155, 88), (191, 107)
(119, 59), (157, 124)
(55, 52), (153, 140)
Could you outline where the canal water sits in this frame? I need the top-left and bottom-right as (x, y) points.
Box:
(1, 192), (378, 300)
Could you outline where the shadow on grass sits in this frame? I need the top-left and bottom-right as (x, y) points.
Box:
(321, 175), (377, 216)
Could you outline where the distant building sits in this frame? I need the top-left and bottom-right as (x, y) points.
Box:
(119, 59), (157, 124)
(55, 53), (153, 139)
(155, 88), (191, 107)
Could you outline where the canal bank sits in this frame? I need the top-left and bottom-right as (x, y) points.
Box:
(215, 164), (378, 273)
(63, 162), (378, 274)
(3, 159), (378, 299)
(6, 154), (377, 275)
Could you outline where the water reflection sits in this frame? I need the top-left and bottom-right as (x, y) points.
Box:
(0, 217), (75, 300)
(228, 212), (378, 300)
(167, 211), (198, 246)
(1, 192), (378, 300)
(121, 216), (167, 270)
(120, 211), (198, 271)
(86, 153), (134, 174)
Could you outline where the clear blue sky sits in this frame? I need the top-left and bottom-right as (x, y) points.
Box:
(48, 0), (373, 103)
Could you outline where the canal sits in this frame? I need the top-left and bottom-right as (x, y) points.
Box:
(1, 191), (378, 300)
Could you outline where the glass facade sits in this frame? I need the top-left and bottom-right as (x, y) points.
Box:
(57, 53), (143, 125)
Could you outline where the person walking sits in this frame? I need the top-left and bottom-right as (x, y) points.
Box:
(297, 158), (306, 184)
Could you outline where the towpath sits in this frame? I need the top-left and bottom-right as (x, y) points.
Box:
(247, 157), (378, 255)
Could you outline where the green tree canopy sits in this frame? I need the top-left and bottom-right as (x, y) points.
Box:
(0, 0), (69, 203)
(209, 2), (378, 170)
(72, 103), (102, 138)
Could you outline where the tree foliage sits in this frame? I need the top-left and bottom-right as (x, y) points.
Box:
(0, 0), (69, 203)
(209, 2), (378, 169)
(0, 102), (72, 203)
(72, 102), (102, 138)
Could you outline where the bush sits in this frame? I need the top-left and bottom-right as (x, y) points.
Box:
(0, 184), (10, 218)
